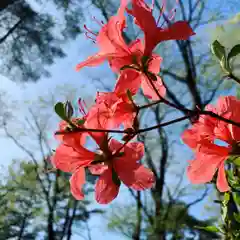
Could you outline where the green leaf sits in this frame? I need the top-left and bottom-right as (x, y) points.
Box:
(115, 152), (124, 157)
(222, 205), (228, 222)
(234, 213), (240, 223)
(211, 40), (226, 61)
(141, 55), (149, 65)
(227, 44), (240, 63)
(223, 192), (230, 205)
(54, 102), (67, 120)
(232, 157), (240, 167)
(126, 89), (133, 102)
(227, 170), (238, 186)
(233, 192), (240, 206)
(220, 57), (231, 73)
(112, 168), (121, 186)
(77, 119), (85, 125)
(195, 225), (220, 233)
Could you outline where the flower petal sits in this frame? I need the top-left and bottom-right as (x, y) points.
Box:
(97, 0), (129, 55)
(129, 0), (157, 35)
(187, 158), (219, 184)
(76, 53), (111, 71)
(55, 119), (86, 146)
(114, 69), (142, 97)
(141, 75), (166, 100)
(112, 102), (136, 129)
(217, 96), (240, 142)
(108, 39), (144, 72)
(182, 128), (199, 149)
(145, 21), (195, 55)
(216, 162), (230, 192)
(155, 21), (195, 43)
(52, 144), (95, 172)
(89, 164), (108, 175)
(187, 144), (229, 184)
(114, 160), (155, 190)
(148, 54), (162, 74)
(95, 168), (120, 204)
(70, 168), (85, 200)
(109, 140), (145, 162)
(198, 143), (230, 157)
(110, 140), (154, 190)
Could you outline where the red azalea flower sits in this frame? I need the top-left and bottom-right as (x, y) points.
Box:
(182, 104), (218, 149)
(55, 118), (87, 147)
(75, 0), (129, 71)
(90, 139), (155, 204)
(53, 131), (155, 203)
(52, 142), (96, 200)
(127, 0), (195, 56)
(113, 40), (165, 100)
(182, 96), (240, 192)
(76, 0), (166, 100)
(85, 91), (137, 130)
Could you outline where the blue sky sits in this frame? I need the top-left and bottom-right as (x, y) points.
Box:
(0, 0), (240, 239)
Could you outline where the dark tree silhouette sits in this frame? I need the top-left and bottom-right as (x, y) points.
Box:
(0, 0), (83, 82)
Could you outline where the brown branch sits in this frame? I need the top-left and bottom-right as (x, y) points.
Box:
(128, 188), (154, 225)
(160, 77), (188, 112)
(132, 191), (142, 240)
(60, 199), (71, 240)
(66, 200), (78, 240)
(55, 107), (240, 136)
(161, 69), (186, 83)
(56, 114), (192, 136)
(139, 133), (158, 178)
(0, 18), (24, 44)
(156, 128), (168, 213)
(138, 99), (162, 110)
(17, 213), (28, 240)
(227, 73), (240, 85)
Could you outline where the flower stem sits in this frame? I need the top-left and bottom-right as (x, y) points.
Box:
(228, 73), (240, 85)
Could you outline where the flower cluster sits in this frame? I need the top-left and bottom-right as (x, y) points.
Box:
(52, 0), (195, 204)
(182, 96), (240, 192)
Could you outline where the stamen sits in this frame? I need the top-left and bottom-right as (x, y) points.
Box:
(156, 0), (166, 26)
(78, 98), (87, 116)
(85, 32), (96, 42)
(168, 0), (179, 21)
(84, 24), (97, 36)
(92, 16), (104, 26)
(168, 8), (177, 21)
(151, 0), (155, 11)
(82, 99), (88, 110)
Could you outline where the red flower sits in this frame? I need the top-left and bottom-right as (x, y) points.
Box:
(182, 96), (240, 192)
(114, 43), (165, 100)
(75, 0), (129, 71)
(128, 0), (195, 56)
(182, 104), (217, 149)
(76, 1), (166, 100)
(90, 139), (155, 204)
(85, 91), (137, 130)
(52, 143), (96, 200)
(55, 118), (87, 147)
(53, 132), (155, 203)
